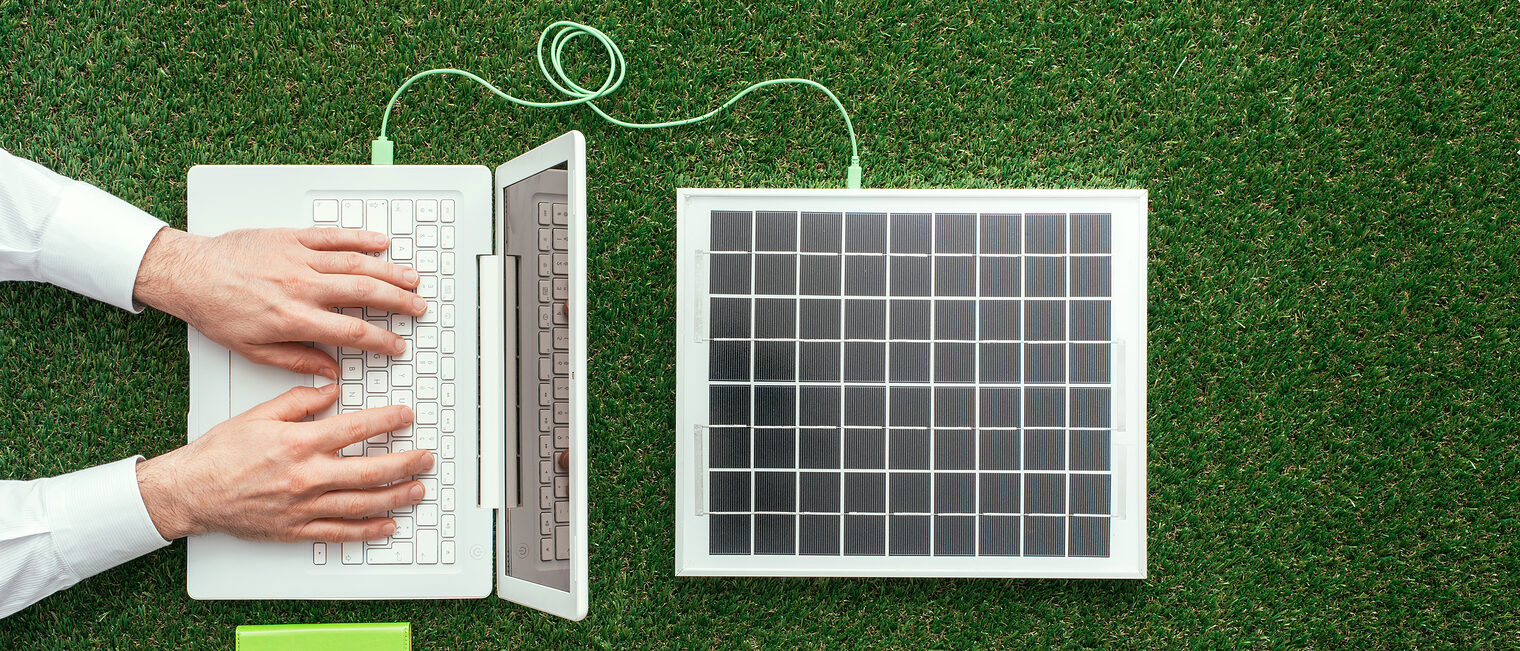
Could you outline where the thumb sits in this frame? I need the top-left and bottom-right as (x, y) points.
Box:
(244, 384), (339, 422)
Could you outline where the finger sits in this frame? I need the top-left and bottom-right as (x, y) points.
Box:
(306, 481), (425, 520)
(300, 310), (406, 356)
(290, 517), (397, 543)
(557, 450), (568, 472)
(316, 405), (414, 452)
(309, 251), (420, 290)
(319, 275), (426, 316)
(241, 343), (340, 380)
(294, 227), (389, 253)
(325, 449), (435, 490)
(243, 384), (338, 422)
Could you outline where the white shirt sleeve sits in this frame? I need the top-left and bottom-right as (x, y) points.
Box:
(0, 458), (170, 619)
(0, 146), (168, 311)
(0, 147), (173, 619)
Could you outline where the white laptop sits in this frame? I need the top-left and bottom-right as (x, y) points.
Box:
(185, 131), (589, 620)
(673, 189), (1147, 578)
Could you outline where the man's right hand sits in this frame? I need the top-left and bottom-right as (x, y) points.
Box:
(135, 384), (433, 542)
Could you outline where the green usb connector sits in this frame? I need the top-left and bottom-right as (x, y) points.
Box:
(370, 136), (394, 165)
(372, 21), (864, 187)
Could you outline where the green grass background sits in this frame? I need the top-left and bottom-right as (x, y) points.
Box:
(2, 0), (1517, 647)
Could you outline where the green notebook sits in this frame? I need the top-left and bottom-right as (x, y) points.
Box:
(235, 623), (410, 651)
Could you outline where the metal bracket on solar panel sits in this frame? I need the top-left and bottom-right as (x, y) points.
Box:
(692, 250), (711, 343)
(692, 424), (708, 517)
(1112, 339), (1127, 433)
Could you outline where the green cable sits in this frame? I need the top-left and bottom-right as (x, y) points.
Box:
(371, 20), (863, 189)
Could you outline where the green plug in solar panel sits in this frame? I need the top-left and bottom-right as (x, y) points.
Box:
(675, 190), (1147, 578)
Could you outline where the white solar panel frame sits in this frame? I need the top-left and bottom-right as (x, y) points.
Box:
(674, 188), (1147, 578)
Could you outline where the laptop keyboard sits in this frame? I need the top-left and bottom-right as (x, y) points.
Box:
(309, 197), (460, 567)
(534, 201), (572, 562)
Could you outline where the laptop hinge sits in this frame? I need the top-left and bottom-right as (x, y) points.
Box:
(477, 254), (511, 510)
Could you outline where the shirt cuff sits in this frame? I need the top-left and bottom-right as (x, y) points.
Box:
(37, 180), (167, 313)
(42, 457), (171, 582)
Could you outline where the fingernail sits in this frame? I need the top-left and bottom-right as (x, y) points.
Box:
(371, 232), (389, 246)
(393, 338), (407, 355)
(410, 483), (425, 500)
(383, 522), (396, 535)
(412, 296), (427, 314)
(404, 269), (420, 285)
(318, 383), (338, 394)
(321, 368), (338, 380)
(421, 451), (435, 469)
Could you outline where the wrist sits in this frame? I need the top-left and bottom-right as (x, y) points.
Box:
(132, 227), (198, 315)
(135, 455), (201, 540)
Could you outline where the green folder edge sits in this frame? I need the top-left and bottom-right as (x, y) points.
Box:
(235, 622), (410, 651)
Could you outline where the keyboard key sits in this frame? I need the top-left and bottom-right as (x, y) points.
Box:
(554, 378), (568, 400)
(416, 402), (439, 425)
(539, 382), (552, 406)
(341, 440), (364, 457)
(418, 377), (438, 400)
(554, 476), (568, 498)
(539, 460), (552, 483)
(341, 384), (363, 407)
(392, 315), (414, 337)
(440, 199), (455, 223)
(553, 402), (569, 424)
(553, 352), (569, 376)
(441, 305), (455, 328)
(341, 541), (363, 564)
(539, 358), (552, 380)
(441, 487), (456, 511)
(441, 226), (455, 249)
(554, 426), (568, 449)
(442, 252), (455, 275)
(418, 503), (439, 527)
(420, 478), (439, 497)
(540, 512), (553, 535)
(419, 300), (438, 324)
(442, 357), (455, 380)
(539, 254), (552, 277)
(417, 199), (438, 222)
(416, 427), (437, 449)
(416, 250), (438, 273)
(540, 538), (553, 561)
(553, 327), (568, 350)
(442, 540), (456, 564)
(391, 238), (414, 260)
(393, 440), (414, 453)
(313, 200), (338, 222)
(539, 435), (553, 457)
(391, 389), (413, 410)
(538, 202), (551, 225)
(390, 199), (414, 234)
(417, 326), (438, 349)
(366, 371), (387, 394)
(538, 280), (552, 303)
(417, 225), (438, 248)
(538, 305), (552, 328)
(553, 228), (568, 250)
(441, 436), (455, 459)
(554, 500), (568, 523)
(368, 543), (413, 564)
(393, 516), (413, 539)
(340, 200), (364, 228)
(418, 276), (437, 298)
(441, 462), (455, 484)
(538, 228), (552, 251)
(341, 358), (363, 381)
(312, 542), (328, 564)
(392, 365), (414, 387)
(367, 200), (388, 230)
(416, 529), (439, 564)
(366, 395), (387, 410)
(552, 278), (568, 300)
(555, 526), (570, 560)
(441, 409), (455, 432)
(540, 486), (554, 509)
(441, 331), (455, 354)
(441, 514), (455, 538)
(417, 352), (438, 375)
(441, 279), (455, 302)
(552, 202), (568, 226)
(539, 409), (552, 432)
(441, 383), (456, 407)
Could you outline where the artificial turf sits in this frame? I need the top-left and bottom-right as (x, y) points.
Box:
(2, 0), (1517, 647)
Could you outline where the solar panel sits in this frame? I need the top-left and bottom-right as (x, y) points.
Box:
(675, 189), (1147, 578)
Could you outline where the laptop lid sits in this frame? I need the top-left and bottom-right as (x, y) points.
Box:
(490, 131), (589, 620)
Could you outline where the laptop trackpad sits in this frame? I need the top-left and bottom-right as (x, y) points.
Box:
(229, 356), (311, 417)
